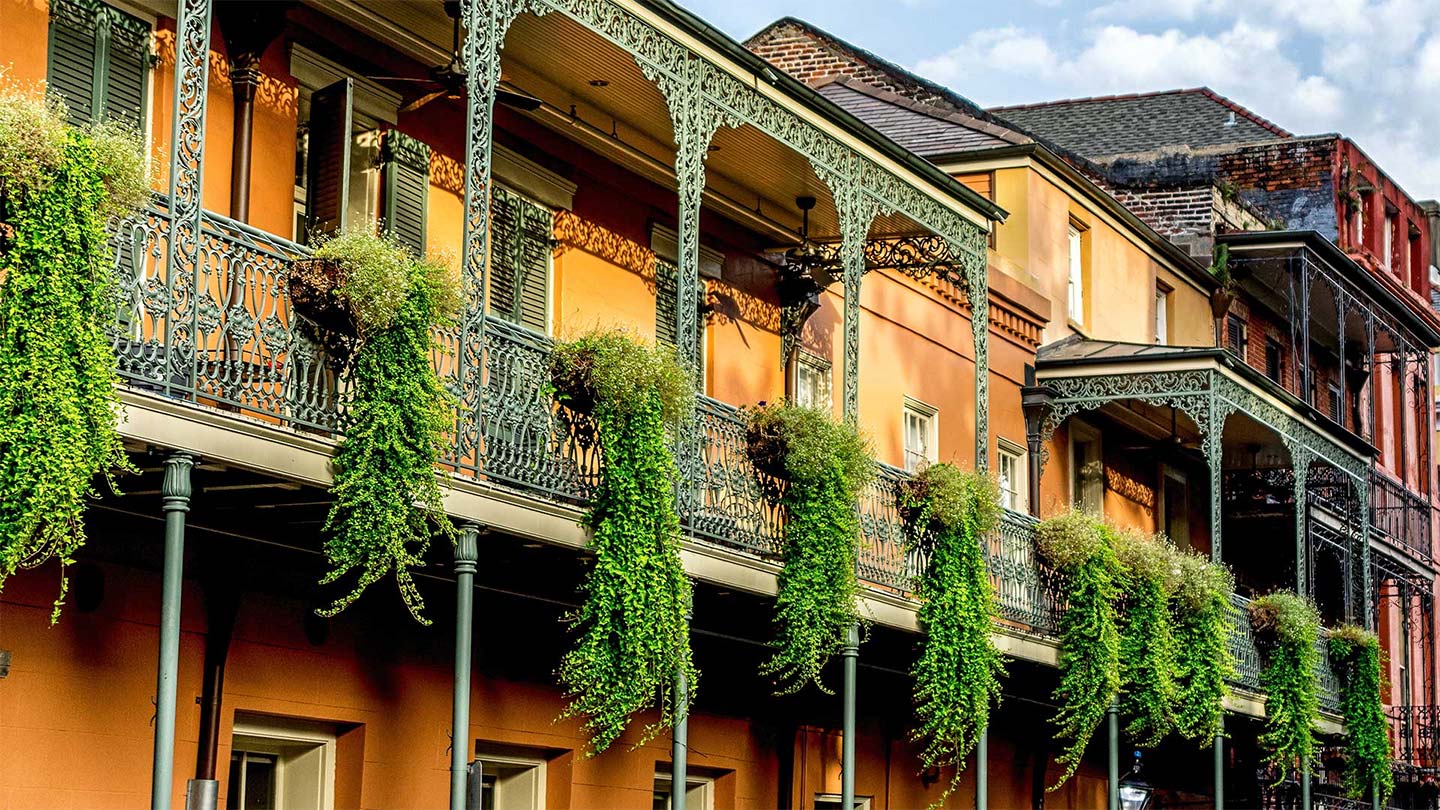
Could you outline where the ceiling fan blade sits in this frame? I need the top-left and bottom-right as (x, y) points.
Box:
(497, 87), (542, 111)
(400, 89), (448, 114)
(367, 75), (436, 85)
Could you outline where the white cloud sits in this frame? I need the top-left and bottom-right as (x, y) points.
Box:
(911, 2), (1440, 199)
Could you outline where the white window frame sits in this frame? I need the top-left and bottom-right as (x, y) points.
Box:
(653, 772), (715, 810)
(903, 396), (939, 473)
(230, 716), (338, 810)
(1067, 224), (1084, 324)
(997, 438), (1027, 514)
(1069, 419), (1103, 514)
(1154, 283), (1169, 344)
(791, 350), (832, 412)
(1384, 211), (1396, 272)
(471, 751), (547, 810)
(815, 794), (873, 810)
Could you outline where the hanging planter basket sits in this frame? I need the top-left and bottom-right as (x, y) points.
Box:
(547, 346), (601, 417)
(289, 257), (358, 337)
(1209, 288), (1235, 321)
(894, 476), (931, 529)
(744, 415), (790, 481)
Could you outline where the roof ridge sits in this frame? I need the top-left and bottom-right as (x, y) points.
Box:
(990, 87), (1292, 139)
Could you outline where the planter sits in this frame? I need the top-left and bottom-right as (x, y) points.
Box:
(744, 417), (789, 481)
(289, 257), (357, 338)
(895, 476), (929, 527)
(547, 347), (600, 416)
(1209, 288), (1235, 321)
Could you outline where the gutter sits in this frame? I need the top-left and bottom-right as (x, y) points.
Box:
(634, 0), (1008, 224)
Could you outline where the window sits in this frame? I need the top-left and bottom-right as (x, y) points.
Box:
(1264, 337), (1284, 384)
(1327, 383), (1342, 422)
(815, 794), (872, 810)
(1161, 467), (1189, 550)
(1154, 282), (1171, 344)
(1353, 196), (1366, 248)
(1070, 420), (1102, 514)
(1067, 224), (1084, 324)
(471, 754), (545, 810)
(653, 773), (713, 810)
(903, 397), (938, 473)
(998, 439), (1027, 513)
(227, 716), (337, 810)
(1226, 316), (1248, 357)
(490, 184), (553, 334)
(1384, 212), (1396, 273)
(47, 0), (151, 132)
(792, 351), (832, 411)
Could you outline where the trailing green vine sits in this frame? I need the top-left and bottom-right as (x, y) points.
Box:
(311, 230), (459, 623)
(747, 402), (873, 694)
(1113, 530), (1180, 748)
(1171, 551), (1235, 744)
(1328, 624), (1393, 804)
(1036, 510), (1121, 789)
(550, 330), (695, 755)
(1249, 591), (1321, 776)
(899, 463), (1004, 803)
(0, 82), (148, 620)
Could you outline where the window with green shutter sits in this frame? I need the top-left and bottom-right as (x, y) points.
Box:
(654, 259), (706, 390)
(47, 0), (151, 132)
(489, 184), (551, 334)
(381, 130), (430, 257)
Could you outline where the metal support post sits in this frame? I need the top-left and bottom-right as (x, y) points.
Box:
(841, 623), (860, 810)
(152, 452), (194, 810)
(1300, 759), (1311, 810)
(976, 726), (988, 810)
(450, 525), (481, 810)
(671, 663), (690, 810)
(1107, 699), (1119, 810)
(1213, 718), (1224, 810)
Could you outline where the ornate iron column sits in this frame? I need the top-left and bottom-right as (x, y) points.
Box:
(163, 0), (213, 399)
(450, 525), (481, 810)
(841, 623), (860, 810)
(1021, 384), (1055, 515)
(1289, 443), (1314, 595)
(152, 452), (194, 810)
(965, 250), (989, 471)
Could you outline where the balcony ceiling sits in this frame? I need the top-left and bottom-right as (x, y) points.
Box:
(309, 0), (937, 245)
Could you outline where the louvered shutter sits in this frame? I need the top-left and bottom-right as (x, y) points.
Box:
(304, 79), (353, 240)
(381, 130), (430, 256)
(47, 0), (150, 129)
(654, 260), (704, 387)
(488, 185), (550, 334)
(48, 0), (102, 125)
(101, 11), (150, 131)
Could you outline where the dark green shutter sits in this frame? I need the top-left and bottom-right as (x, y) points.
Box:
(381, 130), (430, 256)
(654, 259), (705, 387)
(304, 79), (353, 240)
(47, 0), (150, 129)
(489, 185), (550, 334)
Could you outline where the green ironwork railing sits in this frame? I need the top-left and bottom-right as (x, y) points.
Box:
(106, 200), (1339, 710)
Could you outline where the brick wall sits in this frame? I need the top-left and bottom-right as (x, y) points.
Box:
(747, 21), (955, 109)
(1104, 185), (1215, 238)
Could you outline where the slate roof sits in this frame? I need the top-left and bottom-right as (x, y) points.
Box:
(814, 79), (1027, 157)
(991, 89), (1291, 161)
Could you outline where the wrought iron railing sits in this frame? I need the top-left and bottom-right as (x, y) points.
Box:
(1370, 470), (1433, 562)
(1229, 594), (1341, 710)
(1387, 704), (1440, 774)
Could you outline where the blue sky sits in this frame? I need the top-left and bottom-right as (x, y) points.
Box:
(683, 0), (1440, 202)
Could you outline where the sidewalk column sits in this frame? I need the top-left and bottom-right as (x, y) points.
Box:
(152, 452), (194, 810)
(450, 524), (481, 810)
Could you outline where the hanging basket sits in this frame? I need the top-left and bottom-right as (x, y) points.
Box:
(744, 417), (790, 481)
(289, 257), (358, 338)
(894, 475), (931, 527)
(547, 346), (600, 417)
(1209, 288), (1235, 321)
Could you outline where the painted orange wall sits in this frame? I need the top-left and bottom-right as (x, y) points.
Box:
(1, 0), (48, 87)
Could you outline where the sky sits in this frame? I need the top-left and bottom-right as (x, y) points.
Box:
(679, 0), (1440, 202)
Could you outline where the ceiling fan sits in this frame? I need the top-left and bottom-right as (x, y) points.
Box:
(367, 1), (542, 114)
(783, 196), (841, 279)
(1119, 410), (1199, 454)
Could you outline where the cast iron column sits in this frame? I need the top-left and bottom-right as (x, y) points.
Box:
(841, 623), (860, 810)
(976, 725), (988, 809)
(1213, 717), (1224, 810)
(671, 636), (690, 810)
(450, 524), (481, 810)
(152, 452), (194, 810)
(1106, 698), (1119, 810)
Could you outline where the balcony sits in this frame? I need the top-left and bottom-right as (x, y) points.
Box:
(1387, 704), (1440, 775)
(1370, 470), (1433, 562)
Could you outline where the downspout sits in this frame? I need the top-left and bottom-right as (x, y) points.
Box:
(193, 578), (239, 801)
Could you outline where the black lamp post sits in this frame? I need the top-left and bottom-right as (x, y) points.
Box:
(1119, 750), (1155, 810)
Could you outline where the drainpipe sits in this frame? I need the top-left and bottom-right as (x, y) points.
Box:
(191, 576), (239, 810)
(840, 623), (860, 810)
(215, 3), (290, 225)
(152, 452), (194, 810)
(450, 524), (481, 810)
(1021, 378), (1056, 517)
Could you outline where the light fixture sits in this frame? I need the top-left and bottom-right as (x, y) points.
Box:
(588, 79), (609, 87)
(1118, 750), (1154, 810)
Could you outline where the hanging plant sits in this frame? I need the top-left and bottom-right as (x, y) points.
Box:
(1327, 624), (1393, 804)
(1248, 591), (1321, 776)
(1036, 510), (1121, 789)
(310, 229), (460, 623)
(898, 463), (1004, 804)
(746, 402), (873, 694)
(549, 330), (696, 755)
(1113, 530), (1180, 748)
(1171, 551), (1235, 744)
(0, 82), (149, 621)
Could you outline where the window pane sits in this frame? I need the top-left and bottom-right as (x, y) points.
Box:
(242, 754), (277, 810)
